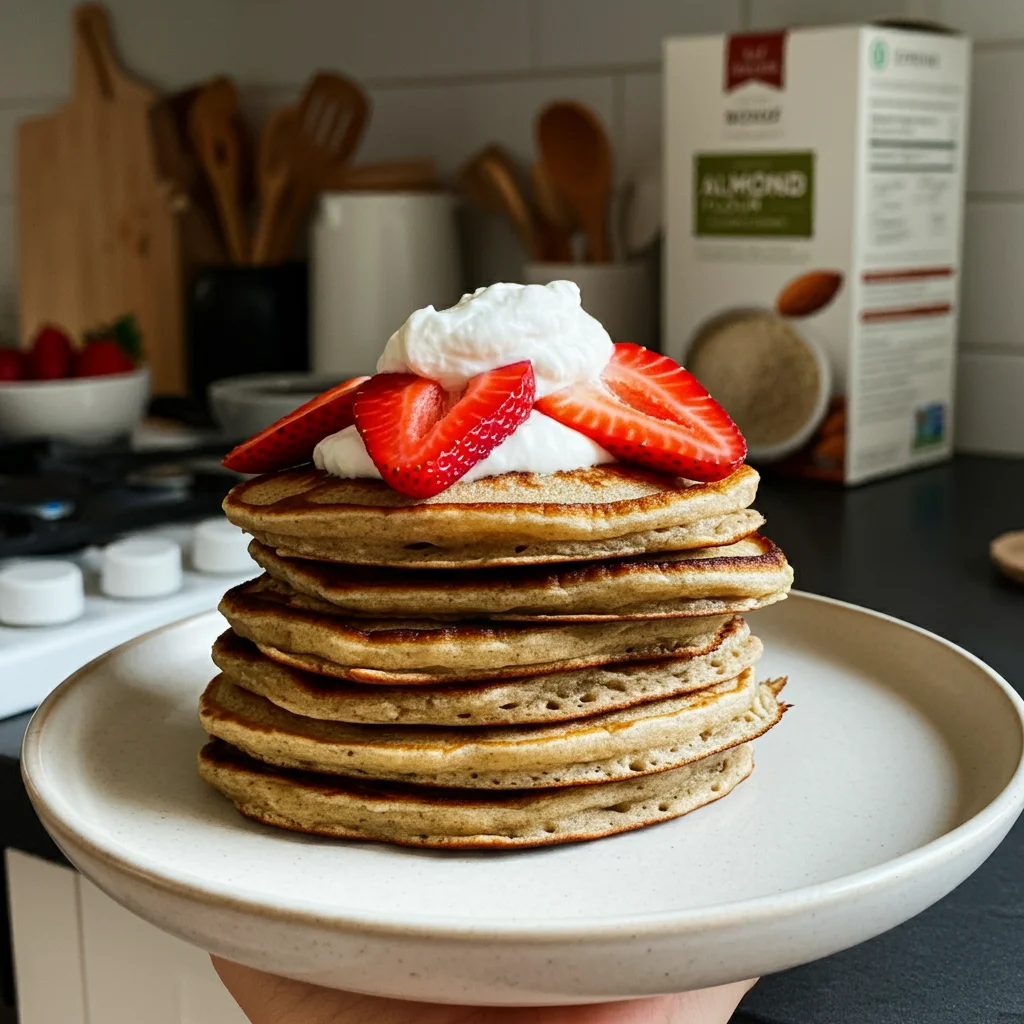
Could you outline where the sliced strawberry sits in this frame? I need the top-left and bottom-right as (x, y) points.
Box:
(222, 376), (369, 474)
(536, 343), (745, 481)
(354, 361), (535, 499)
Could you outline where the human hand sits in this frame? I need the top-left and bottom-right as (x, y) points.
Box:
(212, 957), (755, 1024)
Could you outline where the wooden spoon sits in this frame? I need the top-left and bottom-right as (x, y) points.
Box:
(272, 73), (370, 261)
(531, 160), (576, 235)
(460, 146), (571, 262)
(149, 86), (228, 262)
(189, 77), (249, 262)
(252, 105), (297, 264)
(536, 101), (614, 262)
(460, 146), (542, 260)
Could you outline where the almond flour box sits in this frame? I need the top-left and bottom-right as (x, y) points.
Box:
(664, 25), (971, 483)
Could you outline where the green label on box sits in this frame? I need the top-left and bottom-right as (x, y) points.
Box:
(694, 152), (815, 237)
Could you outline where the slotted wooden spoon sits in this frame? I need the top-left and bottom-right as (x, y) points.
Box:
(536, 101), (613, 262)
(271, 73), (370, 261)
(189, 77), (249, 262)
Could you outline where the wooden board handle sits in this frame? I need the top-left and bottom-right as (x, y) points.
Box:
(75, 4), (118, 99)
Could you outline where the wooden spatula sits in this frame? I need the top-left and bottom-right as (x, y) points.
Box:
(271, 73), (370, 261)
(189, 77), (249, 262)
(252, 105), (297, 264)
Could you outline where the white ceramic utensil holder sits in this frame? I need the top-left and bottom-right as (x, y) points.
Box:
(312, 192), (463, 375)
(523, 261), (655, 348)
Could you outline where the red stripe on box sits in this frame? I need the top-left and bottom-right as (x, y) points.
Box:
(862, 267), (955, 283)
(860, 304), (953, 323)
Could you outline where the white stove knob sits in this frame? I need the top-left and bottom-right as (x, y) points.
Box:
(102, 538), (182, 599)
(0, 561), (85, 626)
(192, 518), (255, 575)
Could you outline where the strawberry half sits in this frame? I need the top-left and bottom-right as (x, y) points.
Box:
(354, 361), (535, 499)
(536, 343), (745, 481)
(222, 376), (369, 474)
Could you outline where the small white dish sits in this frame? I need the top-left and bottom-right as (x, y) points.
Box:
(21, 593), (1024, 1006)
(0, 367), (150, 443)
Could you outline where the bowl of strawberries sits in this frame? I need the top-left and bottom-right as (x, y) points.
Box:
(0, 316), (150, 443)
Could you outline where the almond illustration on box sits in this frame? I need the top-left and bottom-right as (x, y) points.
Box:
(775, 270), (844, 319)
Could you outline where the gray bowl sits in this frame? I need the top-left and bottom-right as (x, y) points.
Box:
(209, 373), (362, 438)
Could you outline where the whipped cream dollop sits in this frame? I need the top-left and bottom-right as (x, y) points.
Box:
(377, 280), (613, 398)
(314, 281), (616, 482)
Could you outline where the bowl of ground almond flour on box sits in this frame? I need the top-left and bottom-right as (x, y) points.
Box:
(686, 307), (831, 464)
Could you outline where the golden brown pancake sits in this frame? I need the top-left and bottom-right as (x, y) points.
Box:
(220, 576), (745, 683)
(222, 465), (761, 567)
(248, 535), (793, 621)
(198, 670), (785, 789)
(212, 623), (763, 726)
(198, 739), (755, 849)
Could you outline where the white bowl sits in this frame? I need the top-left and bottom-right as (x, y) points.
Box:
(0, 367), (150, 444)
(209, 372), (358, 438)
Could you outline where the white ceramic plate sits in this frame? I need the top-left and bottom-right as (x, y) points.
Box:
(22, 593), (1024, 1006)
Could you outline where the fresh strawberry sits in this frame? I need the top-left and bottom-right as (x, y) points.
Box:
(0, 348), (28, 381)
(222, 376), (370, 474)
(354, 361), (535, 499)
(28, 325), (75, 379)
(536, 343), (745, 481)
(74, 339), (136, 377)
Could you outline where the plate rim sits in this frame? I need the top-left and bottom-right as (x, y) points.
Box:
(22, 591), (1024, 942)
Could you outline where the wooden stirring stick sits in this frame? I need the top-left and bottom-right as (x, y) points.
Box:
(536, 101), (613, 262)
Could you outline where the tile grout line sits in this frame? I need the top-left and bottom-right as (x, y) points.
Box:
(0, 62), (666, 108)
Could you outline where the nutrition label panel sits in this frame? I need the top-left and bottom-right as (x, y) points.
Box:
(848, 45), (969, 483)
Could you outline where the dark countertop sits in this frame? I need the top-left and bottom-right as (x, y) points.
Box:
(1, 455), (1022, 1022)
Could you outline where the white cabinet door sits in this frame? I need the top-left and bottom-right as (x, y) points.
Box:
(6, 849), (248, 1024)
(78, 879), (249, 1024)
(6, 850), (87, 1024)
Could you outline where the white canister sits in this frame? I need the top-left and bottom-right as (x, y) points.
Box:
(522, 262), (656, 349)
(312, 193), (463, 375)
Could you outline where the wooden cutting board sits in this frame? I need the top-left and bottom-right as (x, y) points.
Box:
(18, 4), (185, 394)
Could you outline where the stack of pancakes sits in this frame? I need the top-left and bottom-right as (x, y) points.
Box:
(199, 464), (793, 848)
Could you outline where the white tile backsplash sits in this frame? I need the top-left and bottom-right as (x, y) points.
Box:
(959, 202), (1024, 351)
(535, 0), (741, 69)
(0, 0), (1023, 448)
(621, 73), (662, 177)
(750, 0), (929, 28)
(363, 75), (616, 175)
(0, 0), (533, 99)
(956, 351), (1024, 453)
(932, 0), (1024, 42)
(967, 49), (1024, 194)
(244, 0), (532, 85)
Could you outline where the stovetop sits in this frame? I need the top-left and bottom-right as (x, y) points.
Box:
(0, 428), (259, 720)
(0, 435), (241, 557)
